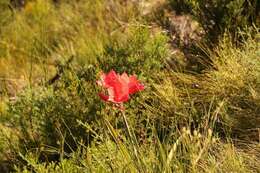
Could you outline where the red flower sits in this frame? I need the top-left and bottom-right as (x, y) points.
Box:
(97, 70), (144, 103)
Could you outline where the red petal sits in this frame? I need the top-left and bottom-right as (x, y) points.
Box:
(128, 75), (145, 94)
(112, 78), (129, 103)
(114, 92), (129, 103)
(98, 93), (109, 101)
(104, 70), (118, 87)
(120, 73), (130, 84)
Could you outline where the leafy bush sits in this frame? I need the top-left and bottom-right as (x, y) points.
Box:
(169, 0), (260, 42)
(97, 26), (169, 75)
(5, 69), (98, 156)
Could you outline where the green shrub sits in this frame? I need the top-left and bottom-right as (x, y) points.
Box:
(139, 30), (260, 141)
(97, 26), (169, 75)
(169, 0), (260, 42)
(202, 34), (260, 138)
(5, 69), (98, 154)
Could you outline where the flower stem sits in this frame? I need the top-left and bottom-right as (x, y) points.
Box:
(121, 111), (144, 172)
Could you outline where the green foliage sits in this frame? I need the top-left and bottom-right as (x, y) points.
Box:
(0, 0), (140, 78)
(0, 0), (13, 26)
(202, 34), (260, 137)
(97, 26), (169, 75)
(5, 69), (99, 154)
(0, 0), (259, 172)
(169, 0), (260, 41)
(14, 127), (260, 173)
